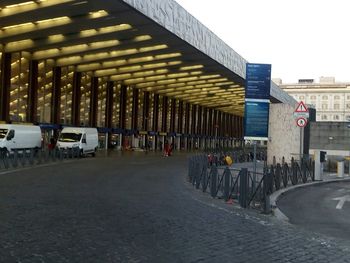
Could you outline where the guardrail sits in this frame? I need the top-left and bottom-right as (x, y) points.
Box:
(188, 154), (314, 213)
(0, 148), (82, 170)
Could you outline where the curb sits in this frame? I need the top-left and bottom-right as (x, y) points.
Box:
(269, 177), (350, 222)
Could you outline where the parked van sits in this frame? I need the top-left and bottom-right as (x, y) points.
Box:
(56, 127), (98, 157)
(0, 124), (42, 152)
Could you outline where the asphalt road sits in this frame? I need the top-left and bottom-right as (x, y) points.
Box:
(277, 181), (350, 240)
(1, 152), (350, 262)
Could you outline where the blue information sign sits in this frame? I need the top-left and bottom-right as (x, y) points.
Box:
(244, 100), (270, 139)
(245, 63), (271, 100)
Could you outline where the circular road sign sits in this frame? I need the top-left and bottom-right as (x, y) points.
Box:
(296, 117), (307, 127)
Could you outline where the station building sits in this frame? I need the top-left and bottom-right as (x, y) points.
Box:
(0, 0), (294, 151)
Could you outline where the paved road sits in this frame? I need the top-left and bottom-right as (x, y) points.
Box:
(277, 181), (350, 240)
(1, 152), (350, 262)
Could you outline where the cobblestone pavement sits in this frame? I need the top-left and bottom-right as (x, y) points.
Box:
(1, 151), (350, 262)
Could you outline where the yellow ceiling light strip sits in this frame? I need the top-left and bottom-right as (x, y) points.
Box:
(80, 24), (132, 38)
(33, 39), (121, 60)
(88, 10), (108, 19)
(77, 52), (181, 72)
(58, 44), (169, 67)
(1, 0), (73, 16)
(179, 65), (204, 71)
(1, 16), (71, 37)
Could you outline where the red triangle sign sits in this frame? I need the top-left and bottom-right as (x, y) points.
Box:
(295, 101), (308, 112)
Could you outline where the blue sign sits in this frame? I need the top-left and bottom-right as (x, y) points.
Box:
(245, 63), (271, 100)
(244, 100), (269, 139)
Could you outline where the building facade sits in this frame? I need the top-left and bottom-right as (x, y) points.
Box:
(275, 77), (350, 122)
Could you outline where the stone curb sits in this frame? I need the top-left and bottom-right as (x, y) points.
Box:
(269, 176), (350, 222)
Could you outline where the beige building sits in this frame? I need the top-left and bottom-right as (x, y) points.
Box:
(274, 77), (350, 122)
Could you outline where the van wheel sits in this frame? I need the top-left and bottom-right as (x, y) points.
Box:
(92, 148), (97, 157)
(80, 149), (84, 158)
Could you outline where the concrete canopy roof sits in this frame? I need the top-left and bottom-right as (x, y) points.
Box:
(0, 0), (294, 116)
(0, 0), (249, 115)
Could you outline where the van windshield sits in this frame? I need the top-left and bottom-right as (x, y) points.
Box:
(0, 129), (8, 139)
(58, 133), (82, 142)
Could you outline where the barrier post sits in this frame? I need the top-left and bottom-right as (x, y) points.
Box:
(239, 168), (248, 208)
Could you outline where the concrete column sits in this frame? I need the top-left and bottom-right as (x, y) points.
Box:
(50, 66), (61, 125)
(131, 87), (139, 131)
(71, 72), (82, 126)
(105, 81), (114, 147)
(89, 77), (99, 127)
(27, 60), (38, 123)
(177, 101), (183, 133)
(119, 85), (127, 129)
(161, 96), (168, 132)
(0, 53), (11, 122)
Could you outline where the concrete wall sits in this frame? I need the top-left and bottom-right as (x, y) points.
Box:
(267, 103), (300, 164)
(310, 122), (350, 153)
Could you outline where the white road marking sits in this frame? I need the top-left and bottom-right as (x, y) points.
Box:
(332, 195), (350, 209)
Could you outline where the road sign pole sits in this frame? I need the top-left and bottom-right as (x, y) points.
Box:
(300, 127), (303, 165)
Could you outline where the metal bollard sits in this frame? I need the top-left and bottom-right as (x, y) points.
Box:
(239, 168), (248, 208)
(223, 167), (231, 201)
(210, 166), (218, 198)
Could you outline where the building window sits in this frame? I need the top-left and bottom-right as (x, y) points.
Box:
(299, 96), (305, 100)
(321, 115), (328, 120)
(333, 115), (339, 120)
(346, 115), (350, 121)
(334, 104), (340, 110)
(334, 95), (340, 100)
(322, 104), (328, 110)
(346, 104), (350, 109)
(347, 95), (350, 100)
(310, 95), (316, 100)
(322, 95), (328, 100)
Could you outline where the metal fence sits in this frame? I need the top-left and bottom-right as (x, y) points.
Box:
(188, 153), (315, 213)
(0, 148), (82, 170)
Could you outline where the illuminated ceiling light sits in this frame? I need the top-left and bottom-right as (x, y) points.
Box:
(157, 79), (176, 85)
(207, 78), (228, 83)
(109, 74), (131, 81)
(178, 76), (198, 82)
(180, 65), (204, 71)
(5, 1), (35, 8)
(134, 35), (152, 42)
(190, 71), (203, 75)
(36, 16), (69, 24)
(89, 10), (108, 19)
(155, 53), (181, 60)
(5, 39), (34, 52)
(139, 44), (167, 52)
(200, 74), (221, 79)
(2, 22), (33, 30)
(48, 34), (65, 43)
(168, 73), (189, 78)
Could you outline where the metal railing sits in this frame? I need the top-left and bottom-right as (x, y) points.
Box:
(188, 153), (315, 213)
(0, 148), (82, 170)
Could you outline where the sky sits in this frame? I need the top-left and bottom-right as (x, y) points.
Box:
(175, 0), (350, 84)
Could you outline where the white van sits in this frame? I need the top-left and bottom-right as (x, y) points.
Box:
(56, 127), (98, 157)
(0, 124), (42, 152)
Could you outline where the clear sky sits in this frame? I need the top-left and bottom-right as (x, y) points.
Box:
(175, 0), (349, 84)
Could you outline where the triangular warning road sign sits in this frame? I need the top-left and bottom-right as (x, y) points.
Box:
(295, 101), (309, 113)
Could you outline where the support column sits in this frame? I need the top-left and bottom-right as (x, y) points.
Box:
(71, 72), (81, 126)
(170, 98), (176, 132)
(184, 103), (190, 134)
(50, 66), (61, 125)
(105, 81), (114, 128)
(119, 85), (127, 129)
(177, 101), (183, 133)
(27, 60), (38, 123)
(142, 91), (149, 131)
(191, 104), (197, 135)
(131, 88), (139, 131)
(89, 77), (99, 127)
(152, 94), (159, 131)
(0, 53), (11, 122)
(161, 96), (168, 132)
(197, 106), (202, 135)
(105, 81), (114, 147)
(152, 94), (159, 150)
